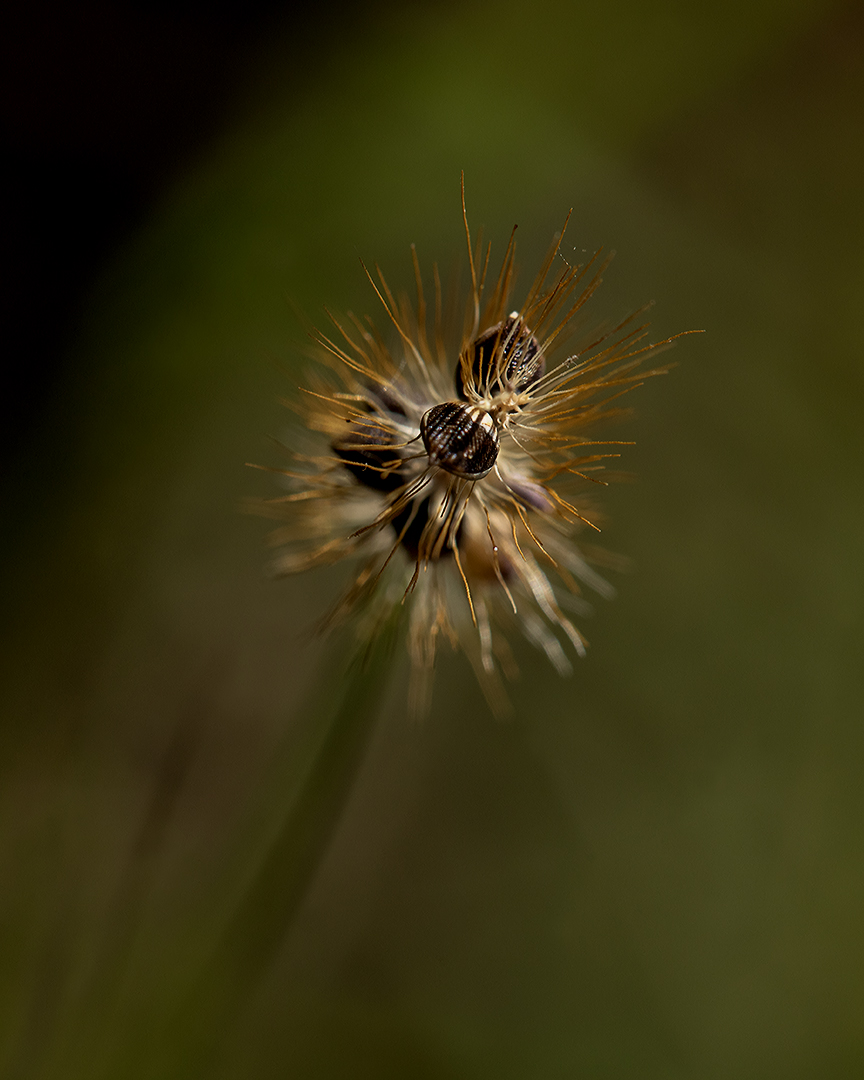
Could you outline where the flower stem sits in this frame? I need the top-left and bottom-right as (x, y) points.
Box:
(164, 612), (403, 1077)
(223, 617), (400, 974)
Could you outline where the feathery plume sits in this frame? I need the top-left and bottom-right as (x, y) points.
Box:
(252, 179), (693, 713)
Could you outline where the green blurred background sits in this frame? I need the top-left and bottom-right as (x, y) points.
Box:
(3, 1), (863, 1076)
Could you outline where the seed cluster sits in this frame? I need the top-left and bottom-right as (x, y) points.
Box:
(255, 184), (691, 713)
(330, 311), (548, 550)
(333, 313), (545, 525)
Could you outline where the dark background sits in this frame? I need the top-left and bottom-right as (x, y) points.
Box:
(2, 2), (863, 1078)
(3, 0), (368, 464)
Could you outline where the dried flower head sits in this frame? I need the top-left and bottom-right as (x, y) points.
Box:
(254, 181), (690, 713)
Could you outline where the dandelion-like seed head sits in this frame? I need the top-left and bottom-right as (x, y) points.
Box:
(255, 180), (690, 714)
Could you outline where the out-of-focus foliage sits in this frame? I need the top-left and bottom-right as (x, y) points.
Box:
(2, 1), (863, 1077)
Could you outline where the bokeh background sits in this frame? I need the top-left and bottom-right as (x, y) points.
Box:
(3, 1), (863, 1076)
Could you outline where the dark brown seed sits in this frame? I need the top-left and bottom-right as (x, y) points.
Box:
(455, 316), (544, 400)
(332, 383), (409, 493)
(333, 420), (406, 492)
(390, 497), (439, 557)
(420, 402), (499, 481)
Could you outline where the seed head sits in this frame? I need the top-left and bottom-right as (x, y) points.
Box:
(252, 180), (692, 714)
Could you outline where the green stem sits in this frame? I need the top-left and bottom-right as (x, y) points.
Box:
(221, 619), (400, 975)
(162, 614), (402, 1077)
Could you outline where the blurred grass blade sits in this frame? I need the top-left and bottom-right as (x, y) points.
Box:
(163, 611), (403, 1078)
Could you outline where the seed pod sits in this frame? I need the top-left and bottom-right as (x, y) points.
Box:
(420, 401), (499, 480)
(333, 421), (406, 492)
(456, 315), (544, 400)
(390, 498), (435, 558)
(332, 383), (410, 492)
